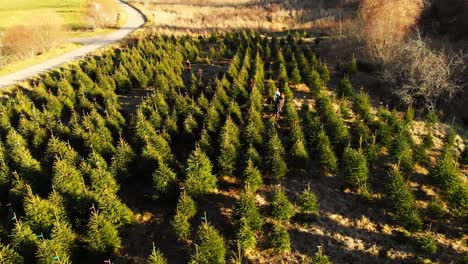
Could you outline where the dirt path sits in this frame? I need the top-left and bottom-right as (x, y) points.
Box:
(0, 0), (145, 89)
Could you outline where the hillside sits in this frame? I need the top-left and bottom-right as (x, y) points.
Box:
(0, 32), (466, 264)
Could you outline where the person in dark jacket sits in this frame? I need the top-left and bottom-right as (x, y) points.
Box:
(276, 94), (285, 118)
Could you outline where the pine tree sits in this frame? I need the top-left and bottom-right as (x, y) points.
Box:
(243, 106), (264, 146)
(234, 190), (263, 231)
(0, 142), (10, 200)
(36, 238), (72, 264)
(311, 247), (332, 264)
(171, 192), (196, 240)
(299, 184), (319, 216)
(317, 129), (337, 175)
(236, 220), (256, 252)
(242, 159), (263, 192)
(10, 221), (38, 262)
(343, 146), (371, 198)
(353, 91), (372, 121)
(217, 117), (240, 177)
(386, 166), (422, 232)
(185, 146), (217, 196)
(339, 75), (353, 98)
(348, 55), (358, 75)
(152, 159), (177, 200)
(51, 220), (76, 254)
(242, 143), (262, 170)
(271, 188), (295, 222)
(389, 131), (414, 175)
(191, 221), (226, 264)
(24, 187), (61, 234)
(290, 138), (309, 169)
(429, 151), (467, 216)
(84, 211), (121, 255)
(5, 129), (43, 190)
(365, 136), (380, 168)
(110, 138), (136, 181)
(264, 129), (287, 179)
(270, 223), (290, 253)
(0, 243), (23, 264)
(148, 244), (167, 264)
(290, 56), (302, 84)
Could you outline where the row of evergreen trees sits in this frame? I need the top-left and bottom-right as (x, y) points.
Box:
(0, 29), (465, 263)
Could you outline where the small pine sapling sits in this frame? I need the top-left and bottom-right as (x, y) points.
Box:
(271, 187), (295, 222)
(270, 223), (291, 253)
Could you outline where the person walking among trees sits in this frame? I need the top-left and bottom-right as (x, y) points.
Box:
(274, 88), (281, 107)
(276, 94), (285, 119)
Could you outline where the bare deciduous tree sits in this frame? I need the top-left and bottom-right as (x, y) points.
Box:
(83, 0), (120, 30)
(382, 34), (467, 110)
(357, 0), (424, 65)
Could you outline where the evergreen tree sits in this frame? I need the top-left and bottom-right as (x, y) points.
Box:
(343, 146), (371, 198)
(347, 55), (358, 75)
(217, 118), (240, 177)
(204, 104), (221, 134)
(317, 61), (330, 84)
(234, 190), (263, 231)
(290, 56), (302, 84)
(110, 138), (136, 181)
(264, 129), (287, 179)
(316, 129), (337, 175)
(5, 129), (43, 190)
(243, 106), (264, 146)
(429, 152), (467, 216)
(171, 192), (196, 240)
(311, 247), (332, 264)
(365, 136), (380, 168)
(353, 91), (372, 121)
(389, 131), (414, 175)
(339, 75), (353, 98)
(270, 223), (290, 253)
(152, 159), (177, 200)
(0, 143), (10, 200)
(242, 159), (263, 192)
(36, 238), (72, 264)
(299, 184), (319, 216)
(24, 187), (63, 234)
(0, 243), (23, 264)
(236, 220), (256, 252)
(10, 221), (38, 262)
(191, 221), (226, 264)
(84, 211), (121, 255)
(271, 188), (295, 222)
(386, 166), (422, 232)
(51, 220), (76, 254)
(242, 143), (262, 170)
(148, 245), (168, 264)
(185, 146), (217, 196)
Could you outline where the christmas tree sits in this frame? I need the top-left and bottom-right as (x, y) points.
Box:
(271, 187), (295, 222)
(184, 146), (217, 196)
(190, 221), (226, 264)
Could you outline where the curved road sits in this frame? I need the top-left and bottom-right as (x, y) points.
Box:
(0, 0), (145, 89)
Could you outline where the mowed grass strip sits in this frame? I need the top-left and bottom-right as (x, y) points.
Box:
(0, 0), (85, 31)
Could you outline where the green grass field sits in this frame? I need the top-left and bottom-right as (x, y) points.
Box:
(0, 0), (84, 31)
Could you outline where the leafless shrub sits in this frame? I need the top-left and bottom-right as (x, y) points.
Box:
(1, 11), (65, 59)
(357, 0), (424, 65)
(382, 34), (468, 110)
(83, 0), (120, 29)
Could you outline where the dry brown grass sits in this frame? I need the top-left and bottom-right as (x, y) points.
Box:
(1, 11), (65, 60)
(130, 0), (318, 35)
